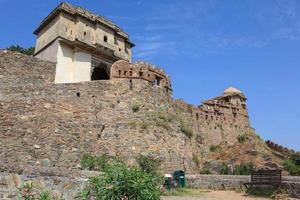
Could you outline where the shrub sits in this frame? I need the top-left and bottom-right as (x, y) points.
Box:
(209, 144), (221, 152)
(136, 154), (161, 175)
(192, 153), (200, 168)
(200, 168), (211, 174)
(290, 154), (300, 165)
(18, 183), (53, 200)
(156, 112), (172, 122)
(220, 164), (230, 175)
(283, 157), (300, 176)
(232, 162), (255, 175)
(7, 45), (35, 55)
(180, 124), (193, 139)
(156, 120), (171, 131)
(81, 153), (110, 171)
(237, 134), (246, 143)
(79, 162), (161, 200)
(132, 105), (140, 112)
(246, 186), (278, 198)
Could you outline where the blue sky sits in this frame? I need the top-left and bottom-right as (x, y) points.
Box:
(1, 0), (299, 150)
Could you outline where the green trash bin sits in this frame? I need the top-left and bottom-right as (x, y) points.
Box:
(164, 176), (172, 191)
(173, 170), (185, 188)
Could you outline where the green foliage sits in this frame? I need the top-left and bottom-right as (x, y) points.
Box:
(232, 162), (255, 175)
(192, 153), (200, 168)
(283, 155), (300, 176)
(209, 144), (221, 152)
(19, 183), (35, 200)
(37, 191), (52, 200)
(199, 168), (211, 174)
(7, 45), (35, 55)
(220, 164), (230, 175)
(156, 120), (171, 131)
(18, 183), (54, 200)
(246, 186), (278, 198)
(80, 153), (110, 171)
(290, 154), (300, 165)
(237, 134), (246, 143)
(156, 112), (173, 122)
(132, 104), (140, 112)
(79, 162), (161, 200)
(180, 124), (193, 139)
(136, 154), (161, 175)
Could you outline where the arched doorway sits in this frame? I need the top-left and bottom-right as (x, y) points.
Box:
(91, 63), (110, 80)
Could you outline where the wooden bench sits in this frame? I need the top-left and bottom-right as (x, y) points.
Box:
(244, 169), (282, 189)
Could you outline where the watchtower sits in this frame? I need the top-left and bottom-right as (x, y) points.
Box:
(34, 2), (134, 83)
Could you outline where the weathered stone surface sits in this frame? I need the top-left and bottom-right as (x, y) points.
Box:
(0, 51), (288, 174)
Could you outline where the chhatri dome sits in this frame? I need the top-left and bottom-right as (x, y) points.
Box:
(223, 87), (244, 95)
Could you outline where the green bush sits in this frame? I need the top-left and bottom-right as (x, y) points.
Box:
(209, 145), (221, 152)
(79, 162), (161, 200)
(18, 183), (53, 200)
(290, 154), (300, 165)
(7, 45), (35, 55)
(81, 153), (110, 171)
(136, 154), (161, 175)
(220, 164), (230, 175)
(200, 168), (211, 174)
(283, 157), (300, 176)
(132, 105), (140, 112)
(237, 134), (246, 143)
(232, 162), (255, 175)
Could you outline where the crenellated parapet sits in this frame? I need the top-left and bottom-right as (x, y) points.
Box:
(111, 60), (172, 93)
(266, 140), (300, 156)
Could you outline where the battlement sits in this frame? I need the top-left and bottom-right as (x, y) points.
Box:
(266, 140), (300, 156)
(111, 60), (172, 92)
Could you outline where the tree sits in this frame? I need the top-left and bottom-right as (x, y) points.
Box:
(7, 45), (35, 55)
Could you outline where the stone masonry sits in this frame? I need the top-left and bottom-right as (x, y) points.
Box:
(0, 50), (285, 175)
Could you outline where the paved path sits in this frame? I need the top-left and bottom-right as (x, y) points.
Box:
(162, 190), (270, 200)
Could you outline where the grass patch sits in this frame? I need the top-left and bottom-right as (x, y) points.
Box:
(199, 167), (211, 174)
(237, 134), (246, 143)
(156, 120), (171, 131)
(209, 144), (221, 152)
(163, 188), (206, 197)
(140, 121), (150, 130)
(128, 120), (137, 128)
(246, 186), (278, 198)
(156, 112), (173, 122)
(283, 154), (300, 176)
(192, 153), (200, 168)
(132, 104), (140, 112)
(180, 124), (193, 139)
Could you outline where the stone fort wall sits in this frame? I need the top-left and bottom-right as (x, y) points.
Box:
(1, 51), (255, 174)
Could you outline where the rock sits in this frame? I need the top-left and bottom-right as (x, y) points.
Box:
(34, 144), (41, 149)
(41, 158), (50, 167)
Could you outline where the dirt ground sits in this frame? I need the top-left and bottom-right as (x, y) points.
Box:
(162, 190), (271, 200)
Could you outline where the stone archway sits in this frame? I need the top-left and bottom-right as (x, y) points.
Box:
(91, 63), (110, 80)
